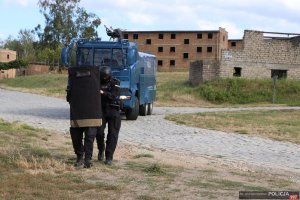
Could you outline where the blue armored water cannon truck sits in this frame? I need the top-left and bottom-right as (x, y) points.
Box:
(61, 27), (157, 120)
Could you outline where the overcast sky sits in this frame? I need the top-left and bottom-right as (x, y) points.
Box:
(1, 0), (300, 42)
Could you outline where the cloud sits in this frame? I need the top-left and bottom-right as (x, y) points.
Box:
(80, 0), (300, 38)
(3, 0), (37, 6)
(280, 0), (300, 11)
(127, 12), (158, 25)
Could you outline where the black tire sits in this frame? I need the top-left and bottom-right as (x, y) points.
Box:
(125, 96), (139, 120)
(147, 103), (153, 115)
(139, 103), (147, 116)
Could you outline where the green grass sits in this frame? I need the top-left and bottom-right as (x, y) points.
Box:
(144, 164), (166, 175)
(0, 74), (67, 89)
(1, 72), (300, 106)
(197, 78), (300, 105)
(166, 109), (300, 144)
(133, 153), (154, 159)
(0, 74), (67, 98)
(157, 72), (300, 106)
(28, 146), (51, 157)
(189, 178), (269, 191)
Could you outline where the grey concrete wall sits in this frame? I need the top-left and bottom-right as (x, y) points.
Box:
(189, 60), (219, 85)
(220, 30), (300, 79)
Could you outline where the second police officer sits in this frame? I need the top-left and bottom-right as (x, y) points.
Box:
(96, 66), (121, 165)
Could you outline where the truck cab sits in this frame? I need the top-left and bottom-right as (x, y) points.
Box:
(61, 38), (157, 120)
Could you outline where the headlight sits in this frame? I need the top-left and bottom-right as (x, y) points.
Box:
(119, 95), (131, 100)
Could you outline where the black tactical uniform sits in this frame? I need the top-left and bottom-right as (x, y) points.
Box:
(67, 66), (102, 168)
(96, 66), (121, 165)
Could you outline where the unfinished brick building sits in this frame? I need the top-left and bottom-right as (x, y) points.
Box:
(123, 27), (228, 69)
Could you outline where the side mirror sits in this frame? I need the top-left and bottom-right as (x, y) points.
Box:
(61, 48), (69, 67)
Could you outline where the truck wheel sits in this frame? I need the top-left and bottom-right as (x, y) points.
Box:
(139, 103), (147, 116)
(125, 96), (139, 120)
(147, 103), (153, 115)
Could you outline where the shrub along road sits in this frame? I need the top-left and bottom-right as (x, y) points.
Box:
(0, 88), (299, 173)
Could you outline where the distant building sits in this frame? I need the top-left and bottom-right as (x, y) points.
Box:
(220, 30), (300, 79)
(123, 27), (228, 69)
(228, 39), (243, 50)
(123, 28), (300, 80)
(190, 30), (300, 84)
(0, 49), (17, 79)
(0, 49), (17, 63)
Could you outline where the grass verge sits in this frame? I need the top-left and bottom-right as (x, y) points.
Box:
(165, 109), (300, 144)
(0, 74), (67, 98)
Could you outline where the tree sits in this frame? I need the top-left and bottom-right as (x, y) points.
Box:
(4, 29), (36, 62)
(36, 0), (101, 48)
(0, 39), (4, 48)
(4, 36), (23, 58)
(18, 29), (36, 61)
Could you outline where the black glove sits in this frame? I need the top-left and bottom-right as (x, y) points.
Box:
(66, 89), (71, 102)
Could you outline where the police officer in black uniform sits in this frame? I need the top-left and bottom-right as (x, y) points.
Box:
(67, 66), (102, 168)
(96, 66), (121, 165)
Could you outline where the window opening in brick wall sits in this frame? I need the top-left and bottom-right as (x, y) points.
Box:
(158, 60), (163, 66)
(158, 47), (163, 52)
(158, 33), (164, 39)
(170, 47), (176, 52)
(170, 60), (175, 66)
(231, 42), (236, 47)
(223, 35), (225, 41)
(133, 34), (138, 39)
(183, 53), (189, 59)
(208, 33), (213, 39)
(271, 69), (287, 79)
(197, 33), (202, 39)
(184, 39), (189, 44)
(233, 67), (241, 77)
(146, 39), (151, 45)
(124, 34), (128, 39)
(197, 47), (202, 53)
(171, 33), (176, 39)
(7, 54), (9, 59)
(207, 47), (212, 53)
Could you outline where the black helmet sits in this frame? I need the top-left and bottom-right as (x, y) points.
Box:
(100, 66), (112, 84)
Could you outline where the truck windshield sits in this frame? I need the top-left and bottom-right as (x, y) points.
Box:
(77, 48), (125, 68)
(77, 48), (93, 66)
(94, 48), (124, 68)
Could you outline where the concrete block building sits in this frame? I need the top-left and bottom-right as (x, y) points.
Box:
(0, 49), (17, 63)
(220, 30), (300, 79)
(0, 49), (17, 79)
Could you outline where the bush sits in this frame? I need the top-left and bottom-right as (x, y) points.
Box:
(0, 60), (29, 70)
(196, 78), (300, 105)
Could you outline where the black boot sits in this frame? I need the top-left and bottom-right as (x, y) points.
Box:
(104, 157), (112, 165)
(74, 155), (83, 167)
(104, 159), (112, 165)
(84, 158), (93, 168)
(98, 151), (104, 161)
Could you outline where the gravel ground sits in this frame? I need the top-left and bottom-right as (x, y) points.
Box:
(0, 88), (299, 173)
